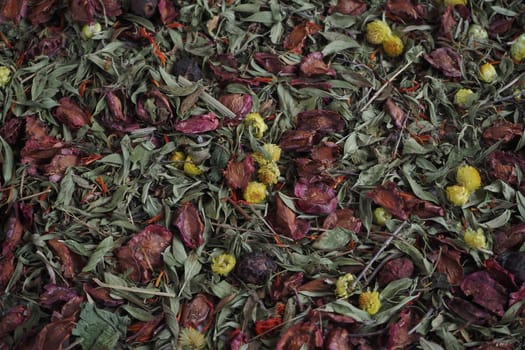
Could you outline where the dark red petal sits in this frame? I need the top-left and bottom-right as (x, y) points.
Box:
(173, 202), (204, 249)
(174, 112), (219, 134)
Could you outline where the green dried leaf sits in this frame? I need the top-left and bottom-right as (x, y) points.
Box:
(312, 227), (356, 250)
(82, 236), (114, 273)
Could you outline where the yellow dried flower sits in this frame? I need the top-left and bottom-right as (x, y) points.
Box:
(184, 156), (203, 176)
(479, 63), (497, 83)
(359, 291), (381, 315)
(456, 165), (481, 192)
(373, 207), (392, 226)
(511, 33), (525, 63)
(212, 253), (236, 276)
(335, 273), (354, 299)
(382, 34), (404, 57)
(243, 181), (267, 204)
(464, 228), (487, 250)
(454, 88), (476, 108)
(446, 185), (470, 206)
(258, 162), (280, 185)
(262, 143), (282, 162)
(468, 24), (488, 42)
(0, 66), (11, 87)
(178, 327), (205, 350)
(170, 151), (185, 168)
(444, 0), (467, 5)
(366, 20), (392, 45)
(244, 112), (268, 138)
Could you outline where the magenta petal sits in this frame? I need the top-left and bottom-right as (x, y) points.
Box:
(460, 271), (508, 316)
(175, 112), (219, 134)
(173, 202), (205, 249)
(294, 179), (337, 215)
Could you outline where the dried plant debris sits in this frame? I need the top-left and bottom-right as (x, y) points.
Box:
(0, 0), (525, 349)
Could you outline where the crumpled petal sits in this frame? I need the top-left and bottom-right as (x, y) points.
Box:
(294, 178), (338, 215)
(283, 21), (320, 54)
(385, 309), (420, 350)
(299, 52), (336, 77)
(218, 93), (253, 126)
(329, 0), (367, 15)
(181, 294), (214, 332)
(322, 209), (362, 233)
(276, 322), (323, 350)
(174, 112), (219, 134)
(384, 0), (426, 23)
(377, 257), (414, 287)
(136, 88), (173, 125)
(424, 47), (462, 78)
(385, 98), (406, 129)
(460, 271), (508, 316)
(158, 0), (177, 24)
(173, 202), (205, 249)
(279, 130), (318, 152)
(0, 305), (31, 338)
(296, 110), (345, 133)
(428, 245), (463, 286)
(446, 297), (492, 325)
(254, 53), (297, 75)
(223, 154), (255, 191)
(268, 196), (310, 240)
(482, 120), (523, 145)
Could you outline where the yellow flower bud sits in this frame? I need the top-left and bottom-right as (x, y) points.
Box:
(178, 327), (205, 350)
(244, 112), (268, 138)
(444, 0), (467, 5)
(511, 34), (525, 63)
(446, 185), (470, 206)
(257, 162), (280, 185)
(464, 228), (487, 250)
(454, 88), (476, 108)
(0, 66), (11, 87)
(468, 24), (488, 42)
(81, 22), (102, 39)
(456, 165), (481, 192)
(373, 207), (392, 226)
(170, 151), (185, 168)
(479, 63), (497, 83)
(243, 181), (267, 203)
(358, 291), (381, 315)
(335, 273), (354, 299)
(211, 253), (236, 276)
(184, 156), (203, 176)
(262, 143), (282, 162)
(382, 34), (404, 57)
(366, 20), (392, 45)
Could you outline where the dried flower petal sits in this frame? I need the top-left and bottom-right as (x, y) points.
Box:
(460, 271), (508, 316)
(181, 294), (214, 332)
(299, 52), (336, 77)
(329, 0), (367, 15)
(377, 257), (414, 287)
(175, 112), (219, 134)
(294, 178), (338, 215)
(424, 47), (462, 78)
(296, 110), (345, 133)
(482, 120), (523, 145)
(268, 196), (310, 240)
(283, 21), (320, 54)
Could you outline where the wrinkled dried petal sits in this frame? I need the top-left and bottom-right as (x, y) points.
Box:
(218, 93), (253, 124)
(0, 117), (24, 145)
(228, 329), (248, 350)
(482, 120), (523, 144)
(329, 0), (367, 15)
(44, 148), (80, 182)
(439, 5), (456, 40)
(279, 130), (318, 152)
(0, 252), (15, 290)
(174, 112), (219, 134)
(276, 322), (322, 350)
(127, 314), (164, 343)
(487, 151), (525, 189)
(105, 90), (126, 121)
(296, 110), (344, 133)
(429, 246), (463, 286)
(40, 284), (79, 308)
(324, 327), (352, 350)
(47, 239), (78, 279)
(158, 0), (177, 24)
(488, 16), (514, 37)
(367, 182), (409, 220)
(209, 63), (259, 86)
(0, 0), (27, 23)
(236, 252), (277, 284)
(173, 202), (204, 249)
(27, 0), (58, 25)
(83, 283), (124, 307)
(294, 179), (338, 215)
(386, 309), (420, 349)
(384, 0), (425, 22)
(289, 79), (333, 90)
(2, 205), (24, 255)
(69, 0), (95, 24)
(54, 97), (90, 130)
(377, 257), (414, 287)
(181, 294), (214, 332)
(136, 89), (173, 125)
(0, 305), (30, 338)
(446, 297), (492, 325)
(269, 196), (310, 240)
(26, 36), (64, 60)
(116, 224), (173, 282)
(385, 98), (406, 129)
(271, 272), (305, 300)
(223, 154), (255, 191)
(299, 52), (336, 77)
(254, 53), (297, 75)
(424, 47), (462, 78)
(494, 222), (525, 254)
(283, 21), (320, 54)
(460, 271), (508, 316)
(34, 316), (76, 350)
(497, 251), (525, 284)
(484, 258), (518, 290)
(322, 209), (362, 233)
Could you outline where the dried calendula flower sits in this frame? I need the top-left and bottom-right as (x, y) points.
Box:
(479, 63), (497, 83)
(178, 327), (206, 350)
(511, 33), (525, 63)
(170, 151), (185, 164)
(382, 34), (404, 57)
(262, 143), (282, 162)
(244, 112), (268, 138)
(359, 291), (381, 315)
(0, 66), (11, 87)
(211, 253), (236, 276)
(335, 273), (354, 299)
(456, 165), (482, 192)
(243, 181), (267, 203)
(373, 207), (392, 226)
(446, 185), (470, 206)
(464, 228), (487, 250)
(454, 88), (476, 108)
(184, 156), (203, 176)
(366, 20), (391, 45)
(258, 162), (280, 185)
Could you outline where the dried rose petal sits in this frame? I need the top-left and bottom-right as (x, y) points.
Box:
(223, 154), (255, 191)
(271, 272), (305, 300)
(54, 97), (90, 130)
(488, 16), (514, 37)
(294, 178), (338, 215)
(44, 148), (80, 182)
(460, 271), (508, 316)
(276, 322), (322, 350)
(384, 0), (425, 22)
(322, 209), (362, 233)
(26, 36), (64, 60)
(279, 130), (318, 152)
(296, 110), (344, 133)
(181, 294), (214, 332)
(329, 0), (367, 15)
(0, 305), (30, 338)
(218, 93), (253, 125)
(55, 295), (83, 320)
(487, 151), (525, 190)
(116, 224), (173, 282)
(136, 88), (173, 125)
(299, 52), (336, 77)
(509, 284), (525, 307)
(131, 0), (158, 18)
(158, 0), (177, 24)
(174, 112), (219, 134)
(377, 257), (414, 287)
(482, 120), (523, 144)
(497, 251), (525, 285)
(83, 283), (124, 307)
(0, 117), (24, 145)
(105, 90), (126, 121)
(69, 0), (95, 24)
(127, 314), (164, 343)
(283, 21), (320, 54)
(439, 5), (456, 40)
(0, 252), (15, 290)
(228, 329), (248, 350)
(47, 239), (78, 279)
(268, 196), (310, 240)
(446, 297), (492, 325)
(0, 0), (27, 23)
(34, 316), (76, 350)
(295, 158), (328, 179)
(2, 205), (24, 254)
(173, 202), (204, 249)
(254, 53), (297, 75)
(428, 246), (463, 286)
(367, 182), (409, 220)
(27, 0), (58, 25)
(385, 98), (406, 129)
(386, 309), (420, 349)
(39, 284), (79, 308)
(289, 79), (333, 90)
(494, 222), (525, 254)
(209, 62), (259, 87)
(424, 47), (462, 78)
(324, 327), (352, 350)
